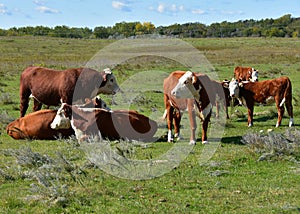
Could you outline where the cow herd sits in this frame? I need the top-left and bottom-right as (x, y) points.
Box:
(6, 65), (294, 145)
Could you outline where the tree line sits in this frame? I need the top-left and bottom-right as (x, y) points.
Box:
(0, 14), (299, 39)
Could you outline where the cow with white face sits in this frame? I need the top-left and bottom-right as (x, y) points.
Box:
(171, 71), (218, 145)
(228, 77), (293, 127)
(250, 69), (259, 82)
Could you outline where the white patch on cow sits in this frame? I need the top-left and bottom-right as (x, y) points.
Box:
(174, 132), (182, 141)
(275, 122), (280, 128)
(171, 71), (201, 99)
(279, 97), (286, 107)
(50, 103), (71, 129)
(189, 139), (196, 145)
(289, 118), (294, 127)
(162, 109), (167, 119)
(202, 140), (208, 144)
(70, 119), (85, 141)
(248, 122), (253, 127)
(167, 130), (173, 142)
(250, 69), (258, 82)
(228, 79), (239, 97)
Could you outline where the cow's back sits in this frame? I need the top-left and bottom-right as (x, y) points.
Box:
(234, 66), (252, 81)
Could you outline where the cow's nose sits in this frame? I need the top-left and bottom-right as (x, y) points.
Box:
(231, 94), (235, 98)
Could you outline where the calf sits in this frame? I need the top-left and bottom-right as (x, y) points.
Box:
(20, 66), (119, 117)
(50, 104), (158, 142)
(170, 71), (225, 144)
(6, 109), (74, 140)
(234, 66), (258, 82)
(228, 77), (294, 127)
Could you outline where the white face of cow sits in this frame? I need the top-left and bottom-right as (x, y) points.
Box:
(97, 69), (120, 95)
(171, 71), (200, 99)
(228, 79), (240, 98)
(250, 69), (258, 82)
(50, 104), (71, 130)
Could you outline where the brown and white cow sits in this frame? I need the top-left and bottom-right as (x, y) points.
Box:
(228, 77), (294, 127)
(163, 71), (229, 144)
(50, 104), (158, 142)
(6, 97), (110, 140)
(170, 71), (225, 144)
(6, 109), (74, 140)
(234, 66), (259, 82)
(20, 66), (119, 117)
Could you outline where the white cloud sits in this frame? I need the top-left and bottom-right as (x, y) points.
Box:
(36, 6), (60, 14)
(0, 4), (11, 15)
(33, 0), (46, 6)
(192, 9), (205, 15)
(112, 1), (131, 12)
(156, 3), (184, 14)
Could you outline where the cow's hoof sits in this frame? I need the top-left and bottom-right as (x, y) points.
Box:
(202, 141), (208, 145)
(189, 140), (196, 145)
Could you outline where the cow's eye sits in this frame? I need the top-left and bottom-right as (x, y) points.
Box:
(110, 79), (114, 82)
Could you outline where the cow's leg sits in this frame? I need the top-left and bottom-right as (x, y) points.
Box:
(285, 98), (294, 127)
(215, 100), (219, 118)
(201, 113), (211, 144)
(166, 107), (174, 142)
(276, 104), (285, 128)
(173, 110), (182, 141)
(247, 106), (254, 127)
(187, 100), (197, 145)
(33, 98), (43, 112)
(20, 87), (31, 117)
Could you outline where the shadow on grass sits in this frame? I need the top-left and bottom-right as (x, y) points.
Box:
(221, 136), (243, 145)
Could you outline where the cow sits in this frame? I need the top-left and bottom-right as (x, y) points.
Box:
(6, 97), (110, 140)
(234, 66), (259, 82)
(19, 66), (119, 117)
(50, 104), (158, 142)
(6, 109), (74, 140)
(169, 71), (226, 145)
(228, 77), (294, 127)
(163, 71), (229, 144)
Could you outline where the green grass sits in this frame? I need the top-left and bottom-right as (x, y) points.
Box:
(0, 36), (299, 213)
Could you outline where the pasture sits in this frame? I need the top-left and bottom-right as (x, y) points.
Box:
(0, 36), (299, 213)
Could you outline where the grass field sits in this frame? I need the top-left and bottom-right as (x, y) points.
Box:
(0, 36), (299, 213)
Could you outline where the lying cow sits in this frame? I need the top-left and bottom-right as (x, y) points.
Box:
(50, 104), (158, 142)
(234, 66), (258, 82)
(170, 71), (225, 144)
(6, 97), (109, 140)
(20, 66), (119, 117)
(163, 71), (229, 144)
(228, 77), (294, 127)
(7, 109), (74, 140)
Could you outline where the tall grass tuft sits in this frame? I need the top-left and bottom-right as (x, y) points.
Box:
(242, 129), (300, 161)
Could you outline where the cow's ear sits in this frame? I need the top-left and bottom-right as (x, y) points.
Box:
(102, 68), (112, 82)
(238, 82), (244, 87)
(192, 75), (197, 84)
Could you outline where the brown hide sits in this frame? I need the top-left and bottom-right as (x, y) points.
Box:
(6, 110), (74, 140)
(64, 104), (157, 142)
(19, 66), (115, 117)
(239, 76), (293, 126)
(234, 66), (254, 82)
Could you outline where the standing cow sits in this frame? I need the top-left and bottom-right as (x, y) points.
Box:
(19, 66), (119, 117)
(163, 71), (229, 144)
(228, 77), (293, 127)
(234, 66), (259, 82)
(170, 71), (225, 144)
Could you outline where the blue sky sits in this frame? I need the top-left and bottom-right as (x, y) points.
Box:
(0, 0), (299, 29)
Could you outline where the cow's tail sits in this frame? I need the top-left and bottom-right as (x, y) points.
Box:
(279, 77), (292, 107)
(162, 109), (167, 120)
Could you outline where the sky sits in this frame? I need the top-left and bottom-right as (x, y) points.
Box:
(0, 0), (299, 29)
